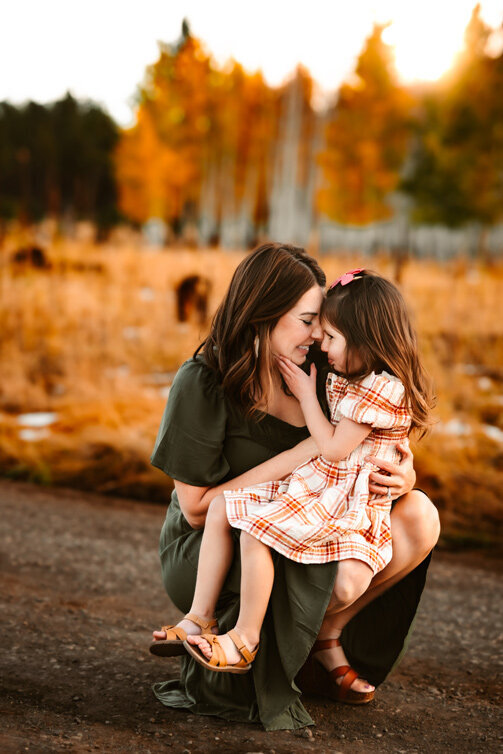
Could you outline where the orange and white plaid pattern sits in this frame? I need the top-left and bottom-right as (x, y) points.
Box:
(225, 371), (411, 574)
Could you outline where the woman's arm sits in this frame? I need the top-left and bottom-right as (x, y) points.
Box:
(292, 385), (371, 463)
(175, 435), (319, 529)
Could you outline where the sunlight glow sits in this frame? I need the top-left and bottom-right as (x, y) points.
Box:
(1, 1), (502, 124)
(380, 3), (490, 82)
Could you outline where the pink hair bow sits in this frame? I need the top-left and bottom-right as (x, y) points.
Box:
(329, 268), (364, 289)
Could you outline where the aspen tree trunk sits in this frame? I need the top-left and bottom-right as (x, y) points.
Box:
(268, 75), (303, 244)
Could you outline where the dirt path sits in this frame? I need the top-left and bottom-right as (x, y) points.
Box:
(0, 480), (501, 754)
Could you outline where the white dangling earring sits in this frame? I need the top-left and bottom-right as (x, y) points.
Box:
(254, 335), (260, 359)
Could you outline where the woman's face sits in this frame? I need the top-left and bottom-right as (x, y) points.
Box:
(321, 319), (363, 374)
(269, 285), (324, 365)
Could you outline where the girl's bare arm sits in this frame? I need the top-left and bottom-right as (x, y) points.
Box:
(277, 357), (416, 500)
(277, 357), (372, 462)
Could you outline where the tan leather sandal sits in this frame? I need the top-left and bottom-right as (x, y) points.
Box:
(296, 638), (375, 705)
(183, 629), (258, 674)
(149, 613), (218, 657)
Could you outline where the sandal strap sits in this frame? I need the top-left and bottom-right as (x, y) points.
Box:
(309, 637), (367, 699)
(310, 638), (341, 654)
(336, 667), (359, 699)
(227, 629), (256, 664)
(330, 664), (351, 679)
(197, 632), (258, 669)
(184, 613), (218, 631)
(160, 624), (187, 641)
(202, 634), (228, 667)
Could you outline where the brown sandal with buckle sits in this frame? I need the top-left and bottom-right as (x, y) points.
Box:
(296, 638), (375, 705)
(183, 629), (258, 674)
(149, 613), (218, 657)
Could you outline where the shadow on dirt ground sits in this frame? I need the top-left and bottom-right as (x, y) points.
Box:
(1, 480), (502, 753)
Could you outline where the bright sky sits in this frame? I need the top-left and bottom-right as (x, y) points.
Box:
(2, 0), (502, 126)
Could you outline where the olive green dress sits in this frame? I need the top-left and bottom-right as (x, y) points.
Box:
(150, 356), (430, 731)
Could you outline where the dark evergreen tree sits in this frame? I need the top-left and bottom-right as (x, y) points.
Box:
(0, 93), (119, 229)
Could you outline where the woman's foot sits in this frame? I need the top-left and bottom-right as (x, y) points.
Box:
(314, 630), (374, 693)
(187, 629), (257, 667)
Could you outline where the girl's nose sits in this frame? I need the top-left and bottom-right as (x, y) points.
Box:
(320, 339), (328, 352)
(311, 321), (323, 341)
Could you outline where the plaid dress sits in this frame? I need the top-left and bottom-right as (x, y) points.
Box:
(225, 371), (411, 573)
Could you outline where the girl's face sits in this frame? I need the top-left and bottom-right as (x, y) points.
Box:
(269, 285), (324, 365)
(321, 320), (363, 375)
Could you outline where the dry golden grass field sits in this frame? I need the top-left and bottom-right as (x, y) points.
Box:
(1, 234), (502, 548)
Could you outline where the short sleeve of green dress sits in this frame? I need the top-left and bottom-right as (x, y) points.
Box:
(151, 358), (230, 486)
(150, 354), (431, 731)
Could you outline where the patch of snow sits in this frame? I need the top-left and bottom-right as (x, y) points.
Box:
(441, 419), (472, 437)
(17, 412), (58, 428)
(105, 365), (130, 379)
(143, 372), (176, 385)
(19, 428), (49, 442)
(457, 364), (479, 376)
(139, 287), (155, 302)
(122, 327), (141, 340)
(477, 377), (492, 391)
(482, 424), (503, 443)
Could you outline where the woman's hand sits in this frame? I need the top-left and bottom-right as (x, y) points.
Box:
(277, 357), (317, 404)
(367, 442), (416, 501)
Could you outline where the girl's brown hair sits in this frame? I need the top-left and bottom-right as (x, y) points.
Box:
(195, 242), (325, 415)
(322, 271), (434, 437)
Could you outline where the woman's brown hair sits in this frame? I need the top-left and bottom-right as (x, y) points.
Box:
(322, 271), (435, 437)
(195, 242), (325, 416)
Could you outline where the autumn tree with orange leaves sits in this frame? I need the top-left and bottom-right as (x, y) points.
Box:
(116, 22), (279, 239)
(317, 25), (414, 224)
(116, 24), (210, 229)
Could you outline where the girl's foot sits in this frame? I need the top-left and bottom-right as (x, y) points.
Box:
(187, 629), (257, 667)
(152, 615), (212, 642)
(149, 613), (218, 657)
(314, 630), (374, 693)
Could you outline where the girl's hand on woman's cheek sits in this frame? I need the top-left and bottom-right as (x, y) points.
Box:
(277, 357), (317, 402)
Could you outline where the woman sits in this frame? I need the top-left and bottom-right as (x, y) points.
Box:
(150, 243), (440, 730)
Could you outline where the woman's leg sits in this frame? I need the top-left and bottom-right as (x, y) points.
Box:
(309, 558), (376, 692)
(314, 491), (440, 690)
(188, 532), (274, 664)
(153, 494), (234, 640)
(331, 559), (374, 611)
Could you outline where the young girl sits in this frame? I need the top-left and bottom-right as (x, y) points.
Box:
(151, 270), (433, 698)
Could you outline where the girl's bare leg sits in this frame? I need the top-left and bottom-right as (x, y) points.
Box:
(188, 532), (274, 664)
(152, 494), (233, 641)
(314, 491), (440, 691)
(234, 533), (274, 648)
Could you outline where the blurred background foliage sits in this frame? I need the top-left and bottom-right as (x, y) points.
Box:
(0, 7), (502, 244)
